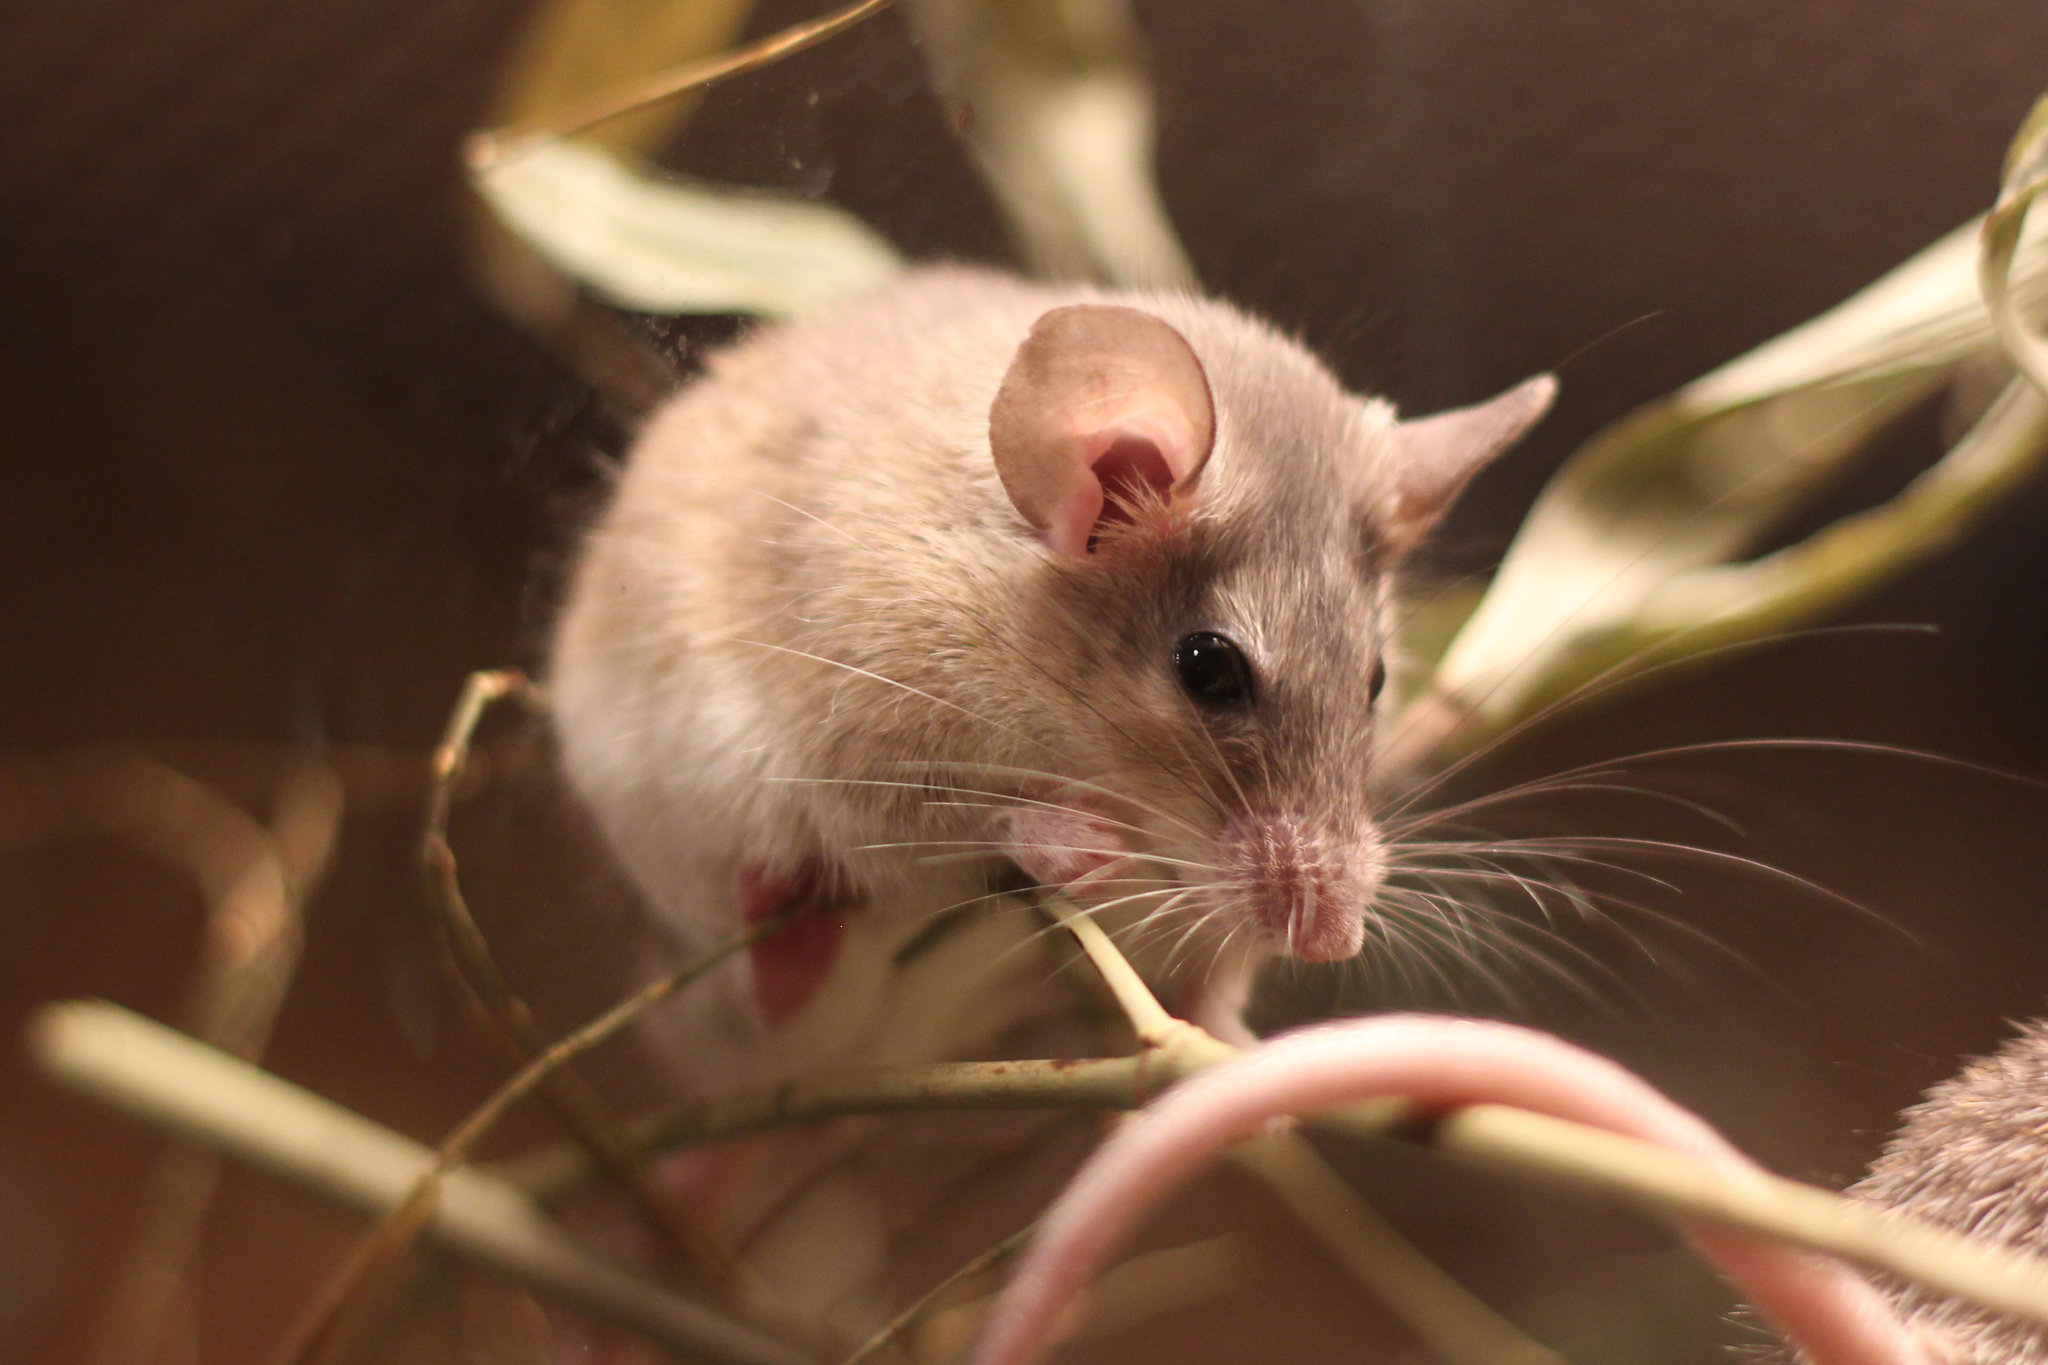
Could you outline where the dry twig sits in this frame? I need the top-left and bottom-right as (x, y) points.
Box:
(468, 0), (893, 170)
(41, 995), (2048, 1355)
(0, 748), (344, 1365)
(1045, 896), (1564, 1365)
(30, 1001), (808, 1365)
(420, 669), (747, 1293)
(842, 1223), (1036, 1365)
(270, 912), (801, 1365)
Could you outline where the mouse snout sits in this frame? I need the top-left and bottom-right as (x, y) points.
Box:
(1218, 812), (1381, 963)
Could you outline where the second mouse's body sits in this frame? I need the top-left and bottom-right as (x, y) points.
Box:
(1819, 1021), (2048, 1364)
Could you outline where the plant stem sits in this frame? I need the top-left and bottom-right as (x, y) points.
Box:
(420, 669), (746, 1291)
(43, 997), (2048, 1344)
(842, 1224), (1037, 1365)
(1042, 895), (1179, 1043)
(30, 1000), (812, 1365)
(272, 913), (799, 1365)
(470, 0), (893, 166)
(502, 1056), (1145, 1201)
(1414, 1103), (2048, 1335)
(1047, 895), (1561, 1365)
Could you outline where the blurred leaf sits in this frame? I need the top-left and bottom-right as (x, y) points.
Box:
(1643, 381), (2048, 654)
(469, 0), (1190, 343)
(465, 0), (761, 407)
(1983, 92), (2048, 393)
(907, 0), (1195, 288)
(472, 140), (903, 318)
(1388, 159), (2048, 774)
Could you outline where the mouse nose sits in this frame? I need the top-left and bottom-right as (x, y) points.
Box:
(1219, 812), (1379, 962)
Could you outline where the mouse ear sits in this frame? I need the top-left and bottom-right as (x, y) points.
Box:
(990, 304), (1216, 557)
(1385, 374), (1557, 549)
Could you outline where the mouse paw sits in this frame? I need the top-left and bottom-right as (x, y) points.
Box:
(738, 860), (860, 1028)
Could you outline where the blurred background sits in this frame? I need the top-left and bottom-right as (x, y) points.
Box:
(7, 1), (2048, 1361)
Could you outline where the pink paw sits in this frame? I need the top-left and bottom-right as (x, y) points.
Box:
(738, 861), (859, 1028)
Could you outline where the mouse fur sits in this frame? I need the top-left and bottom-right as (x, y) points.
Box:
(1798, 1021), (2048, 1365)
(547, 264), (1553, 1093)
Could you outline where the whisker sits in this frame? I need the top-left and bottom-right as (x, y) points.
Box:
(1448, 832), (1891, 926)
(1200, 919), (1249, 987)
(1372, 883), (1631, 1014)
(953, 611), (1232, 823)
(902, 761), (1214, 841)
(766, 773), (1171, 843)
(848, 840), (1224, 876)
(731, 638), (1047, 753)
(1390, 844), (1687, 898)
(1383, 776), (1745, 841)
(1392, 845), (1785, 994)
(1359, 893), (1492, 1006)
(1495, 735), (2048, 797)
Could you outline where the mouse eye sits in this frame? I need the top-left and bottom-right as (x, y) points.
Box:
(1368, 659), (1388, 704)
(1174, 631), (1255, 707)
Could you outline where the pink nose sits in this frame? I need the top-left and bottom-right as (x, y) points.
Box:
(1220, 814), (1372, 963)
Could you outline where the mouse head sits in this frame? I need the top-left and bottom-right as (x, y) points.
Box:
(983, 299), (1554, 971)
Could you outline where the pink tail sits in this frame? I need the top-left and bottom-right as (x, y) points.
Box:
(967, 1015), (1925, 1365)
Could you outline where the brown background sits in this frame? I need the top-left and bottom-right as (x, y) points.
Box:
(7, 1), (2048, 1360)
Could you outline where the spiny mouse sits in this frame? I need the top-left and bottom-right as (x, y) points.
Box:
(1796, 1020), (2048, 1365)
(548, 264), (1554, 1091)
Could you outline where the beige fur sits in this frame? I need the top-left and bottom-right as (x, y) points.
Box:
(547, 265), (1552, 1331)
(1821, 1022), (2048, 1364)
(549, 265), (1540, 1091)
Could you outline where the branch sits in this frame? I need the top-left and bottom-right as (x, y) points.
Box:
(0, 749), (345, 1365)
(958, 1018), (1933, 1365)
(273, 913), (795, 1365)
(469, 0), (893, 168)
(1417, 1103), (2048, 1337)
(501, 1055), (1147, 1202)
(420, 669), (746, 1293)
(42, 999), (2048, 1358)
(1049, 895), (1559, 1365)
(30, 1000), (811, 1365)
(1043, 893), (1233, 1063)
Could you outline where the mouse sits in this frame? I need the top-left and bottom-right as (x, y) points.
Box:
(546, 264), (1555, 1096)
(1789, 1020), (2048, 1365)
